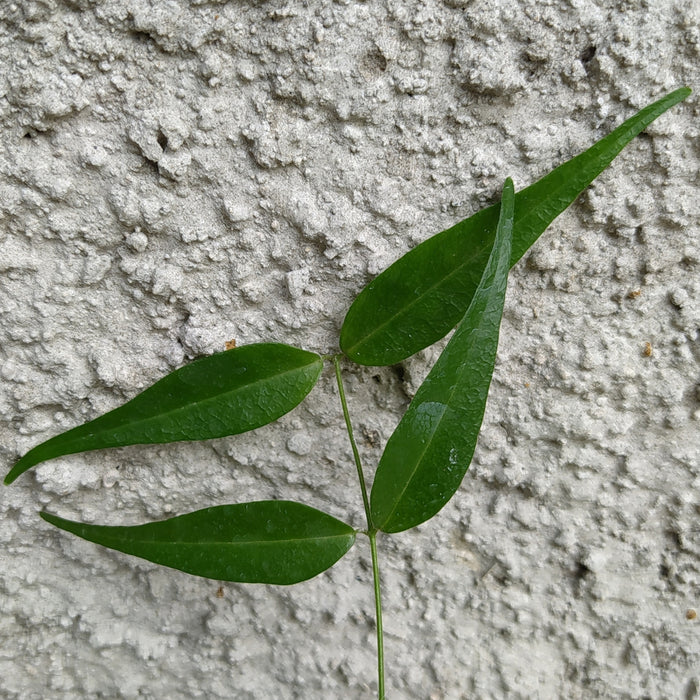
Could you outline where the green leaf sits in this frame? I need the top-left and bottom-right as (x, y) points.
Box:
(370, 178), (514, 533)
(6, 343), (323, 484)
(341, 88), (690, 366)
(41, 501), (356, 585)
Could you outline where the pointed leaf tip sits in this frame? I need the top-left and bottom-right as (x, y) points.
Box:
(6, 343), (323, 484)
(340, 89), (689, 366)
(41, 501), (356, 585)
(370, 178), (515, 532)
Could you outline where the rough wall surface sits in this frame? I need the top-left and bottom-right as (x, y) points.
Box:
(0, 1), (697, 698)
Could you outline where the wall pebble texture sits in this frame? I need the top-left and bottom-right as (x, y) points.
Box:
(0, 1), (698, 698)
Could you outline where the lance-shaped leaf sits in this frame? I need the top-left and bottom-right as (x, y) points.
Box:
(6, 343), (323, 484)
(370, 178), (514, 533)
(41, 501), (356, 585)
(341, 88), (690, 366)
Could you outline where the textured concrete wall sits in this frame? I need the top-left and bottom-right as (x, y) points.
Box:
(1, 1), (697, 698)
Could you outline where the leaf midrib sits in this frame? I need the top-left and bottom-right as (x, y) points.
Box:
(345, 236), (489, 357)
(75, 532), (355, 548)
(54, 358), (320, 443)
(377, 292), (500, 529)
(376, 191), (512, 530)
(347, 96), (677, 360)
(375, 401), (448, 529)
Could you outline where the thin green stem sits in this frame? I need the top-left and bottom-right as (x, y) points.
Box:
(333, 354), (385, 698)
(333, 355), (372, 529)
(369, 531), (385, 700)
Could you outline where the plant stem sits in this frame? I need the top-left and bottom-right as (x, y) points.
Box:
(333, 355), (372, 528)
(369, 530), (385, 700)
(333, 355), (385, 698)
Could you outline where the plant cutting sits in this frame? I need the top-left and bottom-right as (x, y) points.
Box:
(5, 88), (690, 697)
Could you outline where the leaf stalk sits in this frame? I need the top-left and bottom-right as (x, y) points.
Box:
(369, 530), (385, 700)
(333, 355), (373, 530)
(333, 354), (385, 697)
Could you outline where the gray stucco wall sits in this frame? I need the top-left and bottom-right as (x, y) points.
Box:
(1, 1), (697, 698)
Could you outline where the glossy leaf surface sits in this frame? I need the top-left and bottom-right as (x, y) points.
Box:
(41, 501), (356, 585)
(371, 179), (514, 533)
(6, 343), (323, 484)
(340, 88), (690, 366)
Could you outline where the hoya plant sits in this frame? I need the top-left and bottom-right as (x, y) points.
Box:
(5, 88), (689, 697)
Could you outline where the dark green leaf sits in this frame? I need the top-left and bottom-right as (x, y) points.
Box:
(341, 88), (690, 366)
(6, 343), (323, 484)
(41, 501), (356, 585)
(370, 178), (514, 533)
